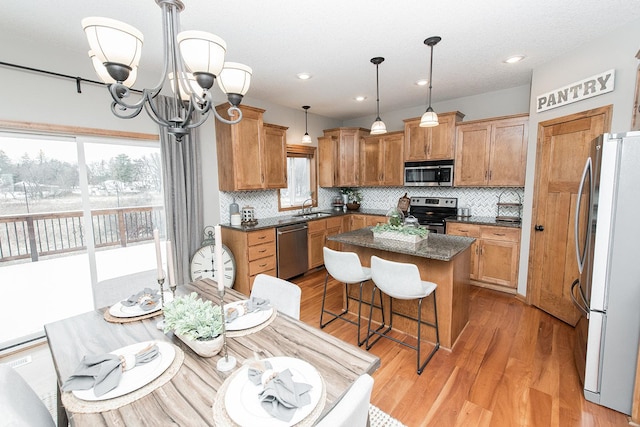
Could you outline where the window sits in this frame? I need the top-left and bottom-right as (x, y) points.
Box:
(278, 145), (317, 211)
(0, 127), (163, 348)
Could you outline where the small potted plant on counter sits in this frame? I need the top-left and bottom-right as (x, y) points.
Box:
(163, 292), (224, 357)
(341, 187), (362, 211)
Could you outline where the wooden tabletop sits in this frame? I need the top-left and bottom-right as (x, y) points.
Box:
(45, 279), (380, 426)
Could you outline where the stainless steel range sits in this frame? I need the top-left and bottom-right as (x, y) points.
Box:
(408, 196), (458, 234)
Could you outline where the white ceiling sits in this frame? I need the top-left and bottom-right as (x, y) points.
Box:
(4, 0), (640, 121)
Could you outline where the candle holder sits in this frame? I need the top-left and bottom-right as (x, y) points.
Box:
(156, 277), (166, 330)
(216, 287), (237, 372)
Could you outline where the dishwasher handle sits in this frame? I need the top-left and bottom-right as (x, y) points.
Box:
(277, 224), (308, 235)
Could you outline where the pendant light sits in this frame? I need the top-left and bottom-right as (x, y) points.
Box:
(420, 36), (441, 128)
(370, 57), (387, 135)
(301, 106), (312, 144)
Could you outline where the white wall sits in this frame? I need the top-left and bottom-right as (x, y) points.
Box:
(518, 18), (640, 296)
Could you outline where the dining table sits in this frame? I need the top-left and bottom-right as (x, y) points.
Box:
(44, 278), (380, 426)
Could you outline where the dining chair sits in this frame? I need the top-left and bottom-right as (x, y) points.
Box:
(0, 364), (56, 427)
(321, 247), (384, 346)
(250, 273), (302, 320)
(367, 255), (440, 374)
(315, 373), (374, 427)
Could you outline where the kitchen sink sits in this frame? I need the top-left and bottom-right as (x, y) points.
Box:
(292, 211), (333, 219)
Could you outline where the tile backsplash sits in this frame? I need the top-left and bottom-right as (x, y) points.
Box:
(219, 187), (524, 223)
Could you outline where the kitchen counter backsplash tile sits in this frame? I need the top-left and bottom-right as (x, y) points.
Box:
(219, 187), (523, 224)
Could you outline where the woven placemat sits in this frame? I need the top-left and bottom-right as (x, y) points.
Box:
(103, 308), (164, 324)
(62, 344), (185, 414)
(212, 362), (326, 427)
(226, 309), (277, 338)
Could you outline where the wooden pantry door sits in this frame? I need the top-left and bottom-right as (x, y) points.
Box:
(528, 105), (611, 326)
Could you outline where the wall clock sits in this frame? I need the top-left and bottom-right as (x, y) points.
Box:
(190, 226), (236, 288)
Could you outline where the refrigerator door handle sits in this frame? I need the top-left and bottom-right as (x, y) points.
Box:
(575, 157), (592, 274)
(570, 278), (590, 318)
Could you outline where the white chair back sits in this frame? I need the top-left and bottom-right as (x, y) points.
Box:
(250, 274), (302, 320)
(0, 364), (56, 427)
(315, 373), (374, 427)
(371, 255), (434, 299)
(323, 247), (371, 283)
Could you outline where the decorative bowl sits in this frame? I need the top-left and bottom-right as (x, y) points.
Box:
(346, 202), (361, 211)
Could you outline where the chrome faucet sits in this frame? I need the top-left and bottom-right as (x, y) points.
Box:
(301, 198), (315, 214)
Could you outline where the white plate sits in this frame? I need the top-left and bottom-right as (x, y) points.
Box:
(224, 357), (322, 427)
(108, 292), (173, 318)
(72, 341), (175, 401)
(225, 300), (274, 331)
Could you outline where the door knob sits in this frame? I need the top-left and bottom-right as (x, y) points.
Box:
(534, 224), (544, 231)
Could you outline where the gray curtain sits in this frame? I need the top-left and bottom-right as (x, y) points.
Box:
(156, 95), (204, 285)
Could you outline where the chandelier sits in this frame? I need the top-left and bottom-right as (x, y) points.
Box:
(82, 0), (252, 141)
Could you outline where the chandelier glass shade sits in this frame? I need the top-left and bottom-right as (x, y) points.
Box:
(420, 36), (441, 128)
(301, 105), (312, 144)
(82, 0), (251, 141)
(370, 57), (387, 135)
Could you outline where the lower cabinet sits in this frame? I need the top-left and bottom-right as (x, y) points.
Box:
(308, 217), (344, 269)
(349, 214), (384, 230)
(221, 227), (276, 296)
(447, 223), (520, 292)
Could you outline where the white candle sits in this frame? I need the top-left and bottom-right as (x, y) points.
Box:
(153, 229), (164, 280)
(166, 240), (176, 288)
(215, 225), (224, 292)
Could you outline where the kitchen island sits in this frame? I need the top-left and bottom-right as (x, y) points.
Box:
(328, 227), (474, 349)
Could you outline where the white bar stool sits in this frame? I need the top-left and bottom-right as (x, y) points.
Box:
(366, 255), (440, 374)
(320, 247), (384, 346)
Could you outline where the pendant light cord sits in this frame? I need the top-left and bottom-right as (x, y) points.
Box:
(375, 63), (381, 120)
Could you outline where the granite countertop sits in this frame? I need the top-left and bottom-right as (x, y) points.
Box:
(327, 227), (475, 262)
(221, 208), (388, 232)
(445, 215), (522, 228)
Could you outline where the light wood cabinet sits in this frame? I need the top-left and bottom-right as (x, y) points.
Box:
(349, 214), (383, 231)
(447, 222), (520, 291)
(360, 131), (404, 186)
(403, 111), (465, 161)
(454, 114), (528, 187)
(318, 127), (369, 187)
(221, 227), (276, 296)
(215, 105), (287, 191)
(308, 217), (344, 269)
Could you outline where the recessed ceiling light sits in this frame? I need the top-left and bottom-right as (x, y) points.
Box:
(297, 72), (312, 80)
(354, 96), (367, 102)
(504, 55), (525, 64)
(415, 79), (429, 86)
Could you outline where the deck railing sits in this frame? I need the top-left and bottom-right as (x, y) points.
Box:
(0, 206), (165, 262)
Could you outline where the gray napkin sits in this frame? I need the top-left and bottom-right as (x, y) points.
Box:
(121, 288), (161, 311)
(247, 361), (312, 422)
(62, 344), (159, 397)
(259, 369), (312, 422)
(226, 297), (271, 323)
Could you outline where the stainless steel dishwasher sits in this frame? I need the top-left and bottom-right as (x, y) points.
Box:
(276, 223), (308, 279)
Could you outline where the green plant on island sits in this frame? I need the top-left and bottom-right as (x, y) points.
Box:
(163, 292), (223, 341)
(372, 223), (430, 237)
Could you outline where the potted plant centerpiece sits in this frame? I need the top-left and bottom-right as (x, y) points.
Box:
(341, 187), (363, 211)
(163, 292), (224, 357)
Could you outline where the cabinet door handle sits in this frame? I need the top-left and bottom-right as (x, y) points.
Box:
(484, 170), (488, 180)
(489, 170), (492, 180)
(259, 263), (267, 267)
(535, 225), (544, 232)
(494, 233), (505, 236)
(258, 249), (267, 253)
(258, 236), (266, 240)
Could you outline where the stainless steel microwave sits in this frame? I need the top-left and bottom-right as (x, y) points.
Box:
(404, 160), (454, 186)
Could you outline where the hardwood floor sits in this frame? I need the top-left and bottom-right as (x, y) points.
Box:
(294, 268), (631, 427)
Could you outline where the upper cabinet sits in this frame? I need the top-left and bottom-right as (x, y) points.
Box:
(360, 131), (404, 186)
(403, 111), (465, 161)
(318, 127), (369, 187)
(454, 114), (528, 187)
(215, 104), (287, 191)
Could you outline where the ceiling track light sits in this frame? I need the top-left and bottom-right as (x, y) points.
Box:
(301, 105), (312, 144)
(370, 57), (387, 135)
(82, 0), (252, 141)
(420, 36), (441, 128)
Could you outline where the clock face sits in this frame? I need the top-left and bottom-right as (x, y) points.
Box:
(190, 244), (236, 288)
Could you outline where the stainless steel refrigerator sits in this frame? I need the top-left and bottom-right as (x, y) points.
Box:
(572, 131), (640, 415)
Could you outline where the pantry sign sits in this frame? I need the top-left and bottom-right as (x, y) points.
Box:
(536, 69), (615, 112)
